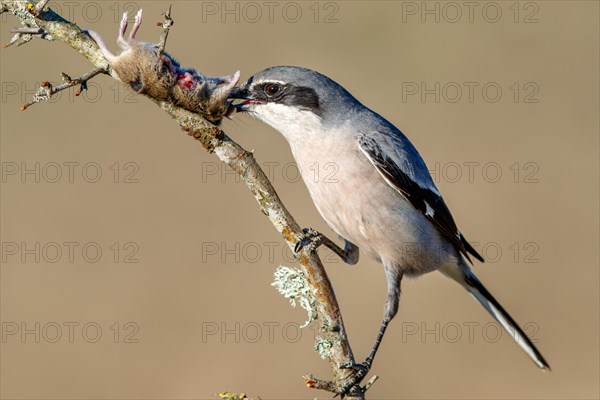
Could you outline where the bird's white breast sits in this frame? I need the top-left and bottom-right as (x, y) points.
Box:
(250, 105), (454, 273)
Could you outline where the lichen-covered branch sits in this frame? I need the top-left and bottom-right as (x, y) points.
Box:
(160, 101), (364, 397)
(1, 1), (367, 397)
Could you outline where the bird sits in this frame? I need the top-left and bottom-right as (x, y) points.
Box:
(228, 66), (550, 394)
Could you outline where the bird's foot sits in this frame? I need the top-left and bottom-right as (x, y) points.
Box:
(336, 359), (373, 397)
(294, 228), (323, 254)
(294, 228), (359, 266)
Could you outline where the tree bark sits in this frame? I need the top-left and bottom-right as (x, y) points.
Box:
(1, 1), (369, 398)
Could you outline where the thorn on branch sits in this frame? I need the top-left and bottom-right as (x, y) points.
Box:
(21, 67), (105, 110)
(156, 5), (173, 55)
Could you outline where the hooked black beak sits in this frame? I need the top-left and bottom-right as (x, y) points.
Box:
(228, 86), (250, 100)
(228, 86), (265, 112)
(228, 86), (251, 113)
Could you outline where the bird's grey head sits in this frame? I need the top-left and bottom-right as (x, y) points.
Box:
(229, 66), (364, 142)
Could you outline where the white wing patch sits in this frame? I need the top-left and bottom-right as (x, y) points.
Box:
(424, 201), (435, 217)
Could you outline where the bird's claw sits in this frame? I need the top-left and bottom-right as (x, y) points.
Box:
(293, 227), (323, 254)
(340, 361), (369, 371)
(335, 361), (372, 397)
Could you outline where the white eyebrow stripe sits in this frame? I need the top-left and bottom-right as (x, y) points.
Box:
(249, 79), (287, 91)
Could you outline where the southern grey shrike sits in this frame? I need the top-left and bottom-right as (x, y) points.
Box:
(229, 66), (549, 393)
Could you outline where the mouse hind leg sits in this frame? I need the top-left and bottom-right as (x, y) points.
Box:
(129, 10), (143, 42)
(117, 12), (130, 49)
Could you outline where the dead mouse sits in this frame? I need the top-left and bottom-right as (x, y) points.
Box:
(88, 10), (239, 124)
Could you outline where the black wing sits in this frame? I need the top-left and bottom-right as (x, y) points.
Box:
(358, 134), (484, 263)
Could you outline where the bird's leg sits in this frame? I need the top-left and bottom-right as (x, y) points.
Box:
(337, 269), (403, 396)
(337, 318), (391, 396)
(338, 239), (359, 265)
(294, 228), (359, 265)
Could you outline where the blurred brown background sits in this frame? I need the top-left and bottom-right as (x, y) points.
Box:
(1, 1), (598, 399)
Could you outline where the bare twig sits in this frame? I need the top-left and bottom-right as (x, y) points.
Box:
(21, 67), (105, 110)
(3, 31), (26, 47)
(1, 1), (364, 398)
(2, 1), (112, 72)
(363, 375), (379, 392)
(3, 25), (49, 47)
(9, 26), (42, 33)
(304, 374), (338, 393)
(156, 4), (173, 55)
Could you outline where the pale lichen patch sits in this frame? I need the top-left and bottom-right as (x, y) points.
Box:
(272, 265), (317, 327)
(315, 337), (333, 359)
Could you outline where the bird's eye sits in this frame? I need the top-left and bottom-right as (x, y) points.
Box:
(264, 83), (282, 97)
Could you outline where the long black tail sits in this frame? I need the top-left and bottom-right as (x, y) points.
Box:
(440, 263), (550, 370)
